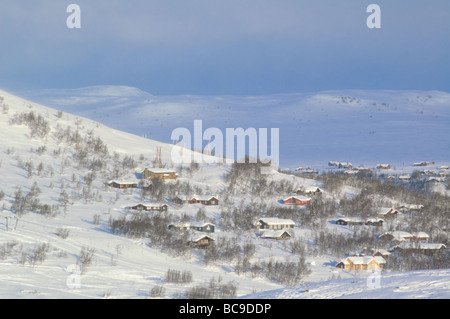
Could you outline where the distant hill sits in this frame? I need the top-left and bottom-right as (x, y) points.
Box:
(19, 86), (450, 169)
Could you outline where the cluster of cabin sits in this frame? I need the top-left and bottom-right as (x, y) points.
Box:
(173, 194), (219, 206)
(328, 161), (353, 169)
(379, 230), (429, 243)
(254, 218), (295, 240)
(107, 164), (448, 261)
(269, 189), (319, 239)
(333, 205), (425, 228)
(108, 167), (220, 249)
(168, 216), (298, 248)
(382, 163), (449, 186)
(334, 201), (448, 271)
(390, 170), (449, 184)
(336, 228), (447, 271)
(110, 165), (374, 250)
(391, 242), (447, 255)
(168, 193), (220, 247)
(126, 199), (218, 249)
(107, 168), (179, 190)
(167, 219), (217, 249)
(379, 230), (447, 255)
(129, 203), (169, 212)
(327, 161), (449, 187)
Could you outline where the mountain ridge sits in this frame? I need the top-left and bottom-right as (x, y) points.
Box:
(17, 86), (450, 169)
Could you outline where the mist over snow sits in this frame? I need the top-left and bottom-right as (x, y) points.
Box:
(19, 86), (450, 170)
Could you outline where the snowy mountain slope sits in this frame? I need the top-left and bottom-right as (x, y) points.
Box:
(19, 86), (450, 169)
(240, 268), (450, 299)
(0, 89), (264, 298)
(0, 89), (333, 298)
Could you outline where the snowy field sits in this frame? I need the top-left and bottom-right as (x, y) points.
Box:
(0, 88), (449, 299)
(242, 268), (450, 299)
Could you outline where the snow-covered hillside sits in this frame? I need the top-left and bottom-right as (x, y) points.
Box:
(0, 89), (326, 298)
(0, 88), (448, 300)
(19, 86), (450, 169)
(241, 268), (450, 299)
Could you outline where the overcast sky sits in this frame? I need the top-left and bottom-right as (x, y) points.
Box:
(1, 0), (449, 95)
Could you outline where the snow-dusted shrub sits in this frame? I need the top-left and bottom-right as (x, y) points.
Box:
(0, 241), (19, 260)
(93, 214), (101, 225)
(27, 243), (51, 267)
(252, 257), (311, 286)
(184, 277), (237, 299)
(150, 285), (165, 298)
(39, 203), (59, 218)
(78, 246), (96, 274)
(165, 269), (193, 284)
(9, 111), (51, 139)
(56, 227), (70, 239)
(0, 97), (9, 114)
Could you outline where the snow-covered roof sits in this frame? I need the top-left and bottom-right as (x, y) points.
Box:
(342, 256), (386, 265)
(174, 194), (218, 201)
(413, 231), (430, 239)
(192, 195), (219, 201)
(305, 186), (322, 193)
(395, 242), (446, 250)
(284, 195), (311, 201)
(258, 218), (295, 226)
(372, 249), (391, 256)
(260, 229), (291, 239)
(336, 216), (364, 223)
(108, 180), (138, 184)
(392, 230), (413, 237)
(336, 216), (383, 224)
(366, 217), (384, 223)
(188, 233), (215, 242)
(381, 231), (413, 241)
(174, 194), (191, 200)
(147, 168), (177, 173)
